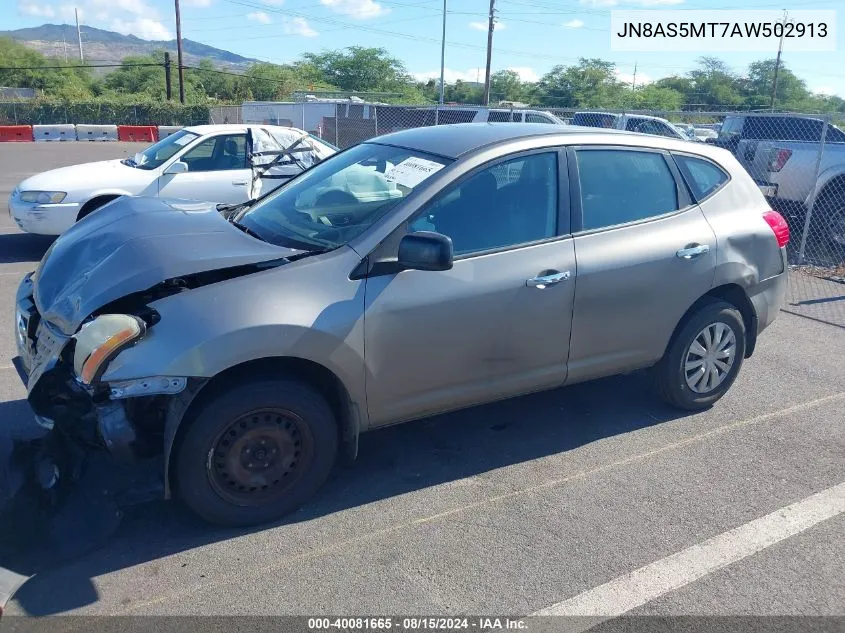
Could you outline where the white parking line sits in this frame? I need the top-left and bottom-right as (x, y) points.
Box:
(532, 480), (845, 619)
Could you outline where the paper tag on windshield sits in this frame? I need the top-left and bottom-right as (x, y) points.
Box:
(384, 157), (444, 188)
(173, 135), (193, 146)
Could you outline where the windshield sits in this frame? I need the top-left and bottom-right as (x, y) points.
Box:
(127, 129), (200, 170)
(239, 142), (452, 250)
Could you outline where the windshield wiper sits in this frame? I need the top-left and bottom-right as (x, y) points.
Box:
(121, 158), (136, 167)
(229, 218), (266, 242)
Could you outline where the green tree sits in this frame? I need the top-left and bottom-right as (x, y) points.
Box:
(102, 53), (168, 98)
(625, 84), (685, 110)
(489, 70), (528, 103)
(301, 46), (413, 94)
(743, 59), (809, 109)
(534, 58), (626, 108)
(0, 37), (95, 99)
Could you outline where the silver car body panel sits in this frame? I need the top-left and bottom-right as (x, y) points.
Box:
(18, 124), (788, 464)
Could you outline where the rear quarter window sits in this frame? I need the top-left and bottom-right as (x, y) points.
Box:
(674, 154), (730, 200)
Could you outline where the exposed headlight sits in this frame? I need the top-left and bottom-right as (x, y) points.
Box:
(73, 314), (146, 385)
(20, 191), (67, 204)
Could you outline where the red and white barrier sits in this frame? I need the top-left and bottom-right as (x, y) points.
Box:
(157, 125), (183, 140)
(76, 124), (118, 141)
(117, 125), (158, 142)
(33, 124), (76, 141)
(0, 125), (33, 142)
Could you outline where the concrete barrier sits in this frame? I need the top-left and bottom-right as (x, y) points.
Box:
(117, 125), (157, 142)
(33, 124), (76, 142)
(0, 125), (33, 142)
(157, 125), (183, 140)
(76, 124), (118, 141)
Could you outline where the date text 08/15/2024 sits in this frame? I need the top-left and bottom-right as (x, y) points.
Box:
(307, 617), (528, 630)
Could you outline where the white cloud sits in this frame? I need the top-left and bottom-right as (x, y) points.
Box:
(580, 0), (683, 6)
(563, 19), (584, 28)
(615, 69), (653, 86)
(283, 16), (318, 37)
(468, 20), (505, 31)
(413, 66), (537, 84)
(182, 0), (212, 6)
(58, 4), (78, 20)
(247, 10), (272, 24)
(813, 86), (835, 96)
(110, 17), (172, 40)
(507, 66), (538, 82)
(320, 0), (387, 19)
(18, 1), (56, 17)
(413, 68), (480, 83)
(89, 0), (149, 16)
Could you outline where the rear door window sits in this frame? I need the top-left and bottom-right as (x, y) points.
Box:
(576, 149), (680, 230)
(742, 117), (824, 141)
(718, 116), (743, 140)
(572, 113), (618, 128)
(674, 154), (729, 200)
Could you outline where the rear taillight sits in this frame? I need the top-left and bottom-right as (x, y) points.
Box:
(768, 148), (792, 172)
(763, 210), (790, 247)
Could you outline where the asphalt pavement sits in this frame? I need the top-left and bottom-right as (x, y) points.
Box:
(0, 142), (843, 628)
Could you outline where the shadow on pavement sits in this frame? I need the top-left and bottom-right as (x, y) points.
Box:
(0, 233), (55, 265)
(6, 371), (693, 615)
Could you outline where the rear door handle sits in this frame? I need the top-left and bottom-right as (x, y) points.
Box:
(676, 244), (710, 259)
(526, 270), (570, 288)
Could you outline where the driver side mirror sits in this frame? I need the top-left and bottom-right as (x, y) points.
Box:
(398, 231), (453, 272)
(163, 161), (188, 175)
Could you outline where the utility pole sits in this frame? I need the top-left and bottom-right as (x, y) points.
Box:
(482, 0), (495, 106)
(631, 61), (637, 91)
(438, 0), (446, 105)
(164, 52), (173, 101)
(770, 10), (788, 111)
(174, 0), (186, 104)
(75, 8), (84, 63)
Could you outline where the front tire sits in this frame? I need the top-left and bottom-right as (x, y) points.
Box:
(174, 380), (338, 527)
(654, 300), (746, 411)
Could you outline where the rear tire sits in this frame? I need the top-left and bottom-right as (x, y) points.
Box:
(174, 380), (338, 527)
(654, 300), (746, 411)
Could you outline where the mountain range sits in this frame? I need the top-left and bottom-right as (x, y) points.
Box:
(0, 24), (259, 71)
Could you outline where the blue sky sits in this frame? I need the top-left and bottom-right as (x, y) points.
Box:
(11, 0), (845, 98)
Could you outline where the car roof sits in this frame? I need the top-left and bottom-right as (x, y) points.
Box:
(183, 124), (308, 135)
(367, 122), (635, 159)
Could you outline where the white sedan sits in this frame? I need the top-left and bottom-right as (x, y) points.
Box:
(9, 124), (337, 236)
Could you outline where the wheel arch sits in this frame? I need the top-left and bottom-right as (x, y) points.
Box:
(663, 284), (758, 364)
(806, 170), (845, 210)
(162, 356), (361, 499)
(77, 193), (126, 220)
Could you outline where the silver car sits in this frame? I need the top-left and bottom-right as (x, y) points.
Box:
(12, 123), (790, 526)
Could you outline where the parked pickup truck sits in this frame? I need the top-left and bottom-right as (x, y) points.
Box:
(571, 111), (693, 141)
(712, 114), (845, 251)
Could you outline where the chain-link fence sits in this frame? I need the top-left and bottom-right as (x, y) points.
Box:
(3, 99), (843, 326)
(0, 101), (211, 126)
(706, 112), (844, 329)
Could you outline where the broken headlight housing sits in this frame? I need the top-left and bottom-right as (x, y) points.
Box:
(19, 191), (67, 204)
(73, 314), (146, 385)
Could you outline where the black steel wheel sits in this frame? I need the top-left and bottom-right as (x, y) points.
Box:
(207, 408), (314, 507)
(175, 379), (338, 526)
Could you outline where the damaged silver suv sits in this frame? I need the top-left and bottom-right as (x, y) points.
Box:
(12, 123), (790, 526)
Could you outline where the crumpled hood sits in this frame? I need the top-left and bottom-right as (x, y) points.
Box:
(34, 196), (298, 335)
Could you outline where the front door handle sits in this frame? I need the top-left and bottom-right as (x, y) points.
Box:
(526, 270), (570, 288)
(232, 180), (248, 186)
(676, 244), (710, 259)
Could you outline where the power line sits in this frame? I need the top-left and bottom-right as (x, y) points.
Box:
(0, 63), (162, 70)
